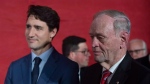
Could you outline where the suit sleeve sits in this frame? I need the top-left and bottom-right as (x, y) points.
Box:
(60, 62), (79, 84)
(4, 63), (13, 84)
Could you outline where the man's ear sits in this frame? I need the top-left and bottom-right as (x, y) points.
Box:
(68, 51), (76, 60)
(49, 28), (57, 38)
(120, 31), (129, 49)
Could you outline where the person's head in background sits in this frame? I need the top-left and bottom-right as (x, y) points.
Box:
(128, 39), (147, 59)
(62, 36), (91, 68)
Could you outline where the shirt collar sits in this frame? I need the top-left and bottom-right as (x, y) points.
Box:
(31, 47), (54, 62)
(102, 55), (126, 73)
(109, 55), (126, 73)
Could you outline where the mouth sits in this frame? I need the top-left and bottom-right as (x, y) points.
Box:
(93, 51), (101, 53)
(93, 51), (102, 56)
(86, 58), (89, 61)
(28, 39), (37, 43)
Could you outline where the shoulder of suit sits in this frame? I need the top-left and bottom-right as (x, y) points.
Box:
(10, 54), (31, 64)
(132, 59), (150, 73)
(87, 63), (102, 71)
(51, 49), (78, 66)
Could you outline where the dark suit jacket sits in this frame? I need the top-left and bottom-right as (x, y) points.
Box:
(80, 67), (88, 84)
(81, 52), (150, 84)
(136, 54), (150, 69)
(5, 48), (79, 84)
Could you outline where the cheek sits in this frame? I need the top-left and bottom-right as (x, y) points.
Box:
(38, 32), (50, 39)
(108, 38), (120, 49)
(81, 57), (88, 62)
(25, 29), (28, 36)
(140, 52), (144, 55)
(76, 56), (85, 62)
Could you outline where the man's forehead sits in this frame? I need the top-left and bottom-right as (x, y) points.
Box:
(129, 43), (144, 50)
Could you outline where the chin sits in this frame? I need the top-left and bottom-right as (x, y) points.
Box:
(29, 46), (40, 50)
(95, 57), (104, 63)
(82, 65), (88, 68)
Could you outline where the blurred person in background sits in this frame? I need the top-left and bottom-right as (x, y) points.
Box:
(128, 39), (148, 59)
(62, 35), (91, 83)
(128, 39), (150, 69)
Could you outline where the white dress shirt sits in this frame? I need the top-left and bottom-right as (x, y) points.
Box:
(102, 55), (126, 84)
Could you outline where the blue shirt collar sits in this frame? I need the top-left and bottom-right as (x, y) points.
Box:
(31, 47), (54, 62)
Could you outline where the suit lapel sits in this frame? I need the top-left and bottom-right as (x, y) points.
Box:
(38, 49), (59, 84)
(110, 52), (132, 84)
(21, 54), (32, 84)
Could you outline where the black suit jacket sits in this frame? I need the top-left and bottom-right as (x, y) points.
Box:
(136, 54), (150, 69)
(81, 52), (150, 84)
(80, 67), (89, 84)
(5, 48), (79, 84)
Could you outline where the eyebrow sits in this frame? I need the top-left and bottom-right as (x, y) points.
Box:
(89, 33), (104, 36)
(26, 24), (31, 27)
(34, 25), (43, 28)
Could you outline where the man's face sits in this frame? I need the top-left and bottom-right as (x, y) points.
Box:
(25, 15), (54, 51)
(128, 41), (147, 59)
(73, 42), (90, 68)
(89, 15), (121, 63)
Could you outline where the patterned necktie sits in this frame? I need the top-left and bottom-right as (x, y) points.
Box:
(100, 70), (111, 84)
(31, 57), (42, 84)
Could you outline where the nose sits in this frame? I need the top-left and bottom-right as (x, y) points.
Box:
(129, 51), (137, 59)
(132, 52), (138, 58)
(87, 51), (91, 57)
(27, 28), (35, 37)
(92, 37), (99, 48)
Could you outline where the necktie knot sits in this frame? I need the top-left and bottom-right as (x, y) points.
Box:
(34, 57), (42, 65)
(100, 70), (111, 84)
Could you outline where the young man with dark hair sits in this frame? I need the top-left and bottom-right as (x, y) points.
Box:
(5, 5), (79, 84)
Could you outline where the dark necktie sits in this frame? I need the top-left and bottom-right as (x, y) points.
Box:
(100, 70), (111, 84)
(31, 57), (42, 84)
